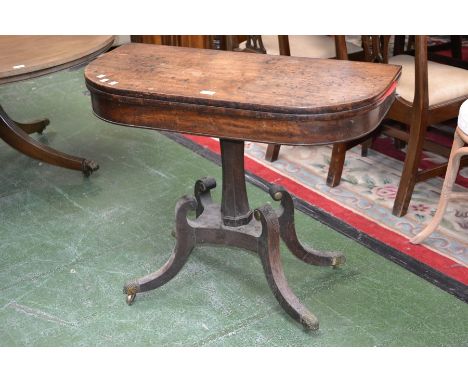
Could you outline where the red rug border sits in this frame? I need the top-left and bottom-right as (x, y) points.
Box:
(183, 134), (468, 285)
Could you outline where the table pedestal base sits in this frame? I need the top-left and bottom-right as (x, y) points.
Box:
(0, 104), (98, 176)
(124, 177), (345, 330)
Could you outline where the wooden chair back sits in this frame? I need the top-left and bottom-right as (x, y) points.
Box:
(328, 35), (468, 216)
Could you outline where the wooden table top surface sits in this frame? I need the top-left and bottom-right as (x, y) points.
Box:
(85, 43), (400, 115)
(0, 35), (114, 85)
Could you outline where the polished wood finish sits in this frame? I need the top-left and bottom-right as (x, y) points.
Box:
(327, 36), (468, 216)
(0, 36), (113, 174)
(86, 43), (400, 329)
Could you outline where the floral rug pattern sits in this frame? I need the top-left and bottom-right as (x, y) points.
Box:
(244, 139), (468, 267)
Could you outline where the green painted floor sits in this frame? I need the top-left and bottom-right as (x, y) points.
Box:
(0, 66), (467, 346)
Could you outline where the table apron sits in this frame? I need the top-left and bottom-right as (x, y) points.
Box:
(88, 87), (396, 146)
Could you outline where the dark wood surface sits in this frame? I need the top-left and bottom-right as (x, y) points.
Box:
(0, 35), (114, 85)
(0, 36), (113, 174)
(265, 35), (350, 161)
(86, 43), (400, 145)
(86, 43), (401, 330)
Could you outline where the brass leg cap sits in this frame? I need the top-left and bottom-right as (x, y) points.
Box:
(126, 293), (136, 305)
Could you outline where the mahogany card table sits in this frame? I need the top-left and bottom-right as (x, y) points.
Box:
(85, 43), (400, 330)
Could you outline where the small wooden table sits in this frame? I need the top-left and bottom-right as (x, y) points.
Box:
(0, 36), (114, 175)
(85, 43), (401, 330)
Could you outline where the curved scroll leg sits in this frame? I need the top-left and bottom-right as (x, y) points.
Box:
(16, 118), (50, 135)
(411, 132), (467, 244)
(255, 204), (319, 330)
(124, 195), (197, 304)
(194, 176), (217, 217)
(0, 105), (98, 176)
(269, 184), (345, 267)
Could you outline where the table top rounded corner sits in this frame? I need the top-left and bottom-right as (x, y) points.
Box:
(84, 43), (401, 116)
(0, 35), (115, 85)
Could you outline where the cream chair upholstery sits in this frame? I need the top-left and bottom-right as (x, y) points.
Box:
(239, 35), (362, 58)
(326, 36), (468, 217)
(389, 54), (468, 106)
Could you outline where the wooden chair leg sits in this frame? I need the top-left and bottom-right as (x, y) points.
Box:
(393, 35), (406, 55)
(393, 137), (406, 150)
(450, 35), (462, 60)
(361, 138), (373, 157)
(392, 116), (429, 217)
(327, 142), (347, 187)
(265, 143), (281, 162)
(411, 130), (467, 243)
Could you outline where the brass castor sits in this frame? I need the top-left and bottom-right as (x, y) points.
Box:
(126, 293), (136, 305)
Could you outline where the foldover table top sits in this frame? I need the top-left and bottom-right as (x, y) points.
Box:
(85, 43), (401, 145)
(85, 43), (403, 330)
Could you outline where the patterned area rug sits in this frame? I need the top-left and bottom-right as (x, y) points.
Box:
(174, 133), (468, 301)
(244, 139), (468, 262)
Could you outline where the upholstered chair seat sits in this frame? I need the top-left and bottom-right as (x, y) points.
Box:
(389, 54), (468, 106)
(326, 36), (468, 217)
(240, 35), (362, 58)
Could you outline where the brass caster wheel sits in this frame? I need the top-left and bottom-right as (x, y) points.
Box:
(82, 159), (99, 177)
(126, 293), (136, 305)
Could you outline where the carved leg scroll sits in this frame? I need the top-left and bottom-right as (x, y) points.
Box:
(194, 176), (217, 217)
(124, 138), (342, 330)
(255, 204), (319, 330)
(269, 184), (346, 267)
(123, 195), (197, 304)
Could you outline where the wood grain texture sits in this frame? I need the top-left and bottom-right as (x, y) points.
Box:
(85, 43), (401, 145)
(0, 35), (114, 84)
(86, 43), (399, 114)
